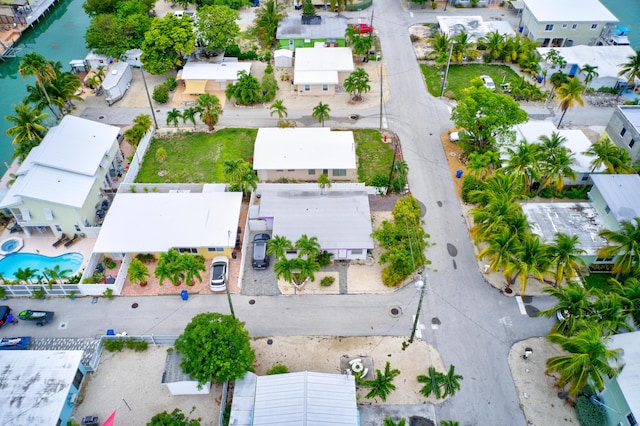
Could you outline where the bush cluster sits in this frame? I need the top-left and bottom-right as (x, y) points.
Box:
(575, 395), (605, 426)
(104, 337), (149, 352)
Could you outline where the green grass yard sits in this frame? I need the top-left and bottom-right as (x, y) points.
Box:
(135, 129), (393, 185)
(421, 63), (520, 100)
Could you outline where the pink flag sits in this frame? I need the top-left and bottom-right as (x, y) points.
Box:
(102, 410), (116, 426)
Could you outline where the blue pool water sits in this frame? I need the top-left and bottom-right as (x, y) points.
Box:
(1, 240), (19, 252)
(0, 252), (83, 280)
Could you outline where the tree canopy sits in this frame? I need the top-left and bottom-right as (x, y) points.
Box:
(147, 408), (201, 426)
(225, 70), (262, 105)
(252, 0), (286, 47)
(174, 312), (255, 385)
(85, 13), (152, 57)
(194, 5), (240, 53)
(140, 14), (196, 75)
(451, 86), (528, 153)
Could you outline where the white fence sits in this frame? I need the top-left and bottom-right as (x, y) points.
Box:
(78, 253), (130, 296)
(121, 129), (154, 184)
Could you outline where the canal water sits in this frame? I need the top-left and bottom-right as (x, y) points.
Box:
(600, 0), (640, 50)
(0, 0), (89, 168)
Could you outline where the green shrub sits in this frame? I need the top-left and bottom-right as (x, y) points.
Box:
(32, 286), (45, 299)
(562, 186), (589, 200)
(239, 50), (259, 60)
(103, 287), (114, 299)
(0, 286), (6, 299)
(153, 83), (169, 103)
(315, 251), (334, 267)
(369, 173), (389, 188)
(320, 276), (335, 287)
(104, 338), (125, 352)
(265, 63), (273, 74)
(166, 77), (177, 91)
(226, 44), (241, 57)
(66, 273), (82, 284)
(382, 265), (406, 287)
(461, 175), (485, 202)
(261, 72), (278, 103)
(104, 337), (149, 352)
(575, 395), (605, 426)
(263, 51), (271, 62)
(136, 253), (156, 263)
(267, 364), (289, 375)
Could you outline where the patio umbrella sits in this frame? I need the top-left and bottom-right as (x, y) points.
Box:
(102, 410), (116, 426)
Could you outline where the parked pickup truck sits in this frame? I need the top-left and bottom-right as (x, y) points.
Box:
(18, 310), (54, 326)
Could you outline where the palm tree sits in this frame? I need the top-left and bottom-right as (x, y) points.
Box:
(539, 281), (595, 336)
(154, 261), (171, 286)
(42, 265), (72, 285)
(580, 64), (599, 92)
(181, 253), (206, 286)
(166, 108), (182, 129)
(503, 140), (541, 193)
(182, 107), (198, 130)
(441, 365), (463, 397)
(476, 230), (518, 286)
(295, 234), (321, 259)
(591, 291), (633, 335)
(5, 102), (48, 146)
(350, 34), (373, 62)
(614, 277), (640, 327)
(196, 93), (223, 131)
(238, 166), (258, 198)
(362, 362), (400, 401)
(546, 325), (622, 396)
(317, 173), (331, 195)
(556, 78), (584, 128)
(417, 366), (445, 399)
(584, 137), (628, 173)
(274, 256), (320, 288)
(128, 259), (151, 286)
(19, 52), (58, 118)
(598, 217), (640, 279)
(451, 31), (475, 63)
(156, 249), (183, 285)
(383, 419), (406, 426)
(477, 31), (504, 62)
(537, 132), (576, 192)
(252, 0), (287, 46)
(505, 233), (552, 295)
(343, 68), (371, 102)
(428, 32), (451, 65)
(223, 159), (246, 184)
(618, 49), (640, 92)
(270, 99), (288, 119)
(15, 267), (38, 284)
(267, 235), (293, 259)
(546, 233), (587, 287)
(133, 113), (153, 133)
(312, 102), (330, 127)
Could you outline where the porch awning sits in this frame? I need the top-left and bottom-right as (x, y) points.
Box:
(184, 80), (208, 95)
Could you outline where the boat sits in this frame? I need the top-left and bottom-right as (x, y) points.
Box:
(18, 309), (54, 326)
(599, 26), (631, 46)
(0, 336), (31, 350)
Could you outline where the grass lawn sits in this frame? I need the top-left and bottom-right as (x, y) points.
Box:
(135, 129), (257, 183)
(354, 129), (394, 184)
(583, 273), (612, 292)
(421, 63), (520, 100)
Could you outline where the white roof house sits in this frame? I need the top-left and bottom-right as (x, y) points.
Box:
(230, 371), (358, 426)
(93, 191), (242, 253)
(256, 183), (374, 255)
(276, 16), (348, 41)
(0, 350), (84, 426)
(178, 61), (252, 81)
(604, 332), (640, 423)
(522, 0), (617, 23)
(253, 128), (356, 170)
(294, 47), (354, 85)
(590, 174), (640, 224)
(0, 115), (120, 209)
(437, 16), (516, 41)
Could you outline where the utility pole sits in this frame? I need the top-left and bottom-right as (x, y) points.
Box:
(386, 138), (398, 195)
(379, 61), (383, 131)
(408, 274), (427, 344)
(440, 41), (455, 98)
(140, 66), (159, 130)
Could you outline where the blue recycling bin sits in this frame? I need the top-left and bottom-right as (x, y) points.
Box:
(456, 170), (463, 179)
(180, 290), (188, 301)
(106, 329), (115, 336)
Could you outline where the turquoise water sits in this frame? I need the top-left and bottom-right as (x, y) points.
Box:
(0, 0), (90, 170)
(600, 0), (640, 49)
(0, 252), (83, 279)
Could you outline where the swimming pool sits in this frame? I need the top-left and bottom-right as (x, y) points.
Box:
(0, 252), (84, 280)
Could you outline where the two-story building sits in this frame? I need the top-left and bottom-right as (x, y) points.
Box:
(252, 128), (357, 182)
(519, 0), (619, 47)
(276, 16), (347, 50)
(0, 115), (123, 238)
(604, 106), (640, 162)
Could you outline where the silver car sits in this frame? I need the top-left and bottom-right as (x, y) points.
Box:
(209, 256), (229, 291)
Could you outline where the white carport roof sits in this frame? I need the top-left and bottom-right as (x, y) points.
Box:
(93, 192), (242, 253)
(523, 0), (618, 22)
(253, 128), (356, 169)
(537, 46), (635, 81)
(258, 184), (373, 250)
(177, 61), (252, 81)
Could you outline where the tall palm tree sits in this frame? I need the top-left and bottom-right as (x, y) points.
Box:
(274, 256), (320, 288)
(580, 64), (598, 92)
(476, 230), (518, 285)
(295, 234), (321, 259)
(505, 233), (552, 295)
(133, 113), (153, 133)
(618, 49), (640, 91)
(546, 232), (587, 287)
(584, 137), (628, 173)
(539, 281), (595, 336)
(591, 291), (633, 335)
(428, 32), (451, 65)
(42, 265), (72, 285)
(223, 159), (245, 183)
(270, 99), (288, 119)
(451, 31), (475, 63)
(344, 68), (371, 102)
(417, 366), (445, 399)
(503, 140), (541, 193)
(556, 78), (584, 128)
(598, 217), (640, 279)
(613, 277), (640, 327)
(238, 166), (258, 198)
(181, 253), (206, 285)
(196, 93), (223, 131)
(546, 325), (622, 396)
(361, 362), (400, 401)
(441, 365), (463, 397)
(182, 107), (198, 130)
(166, 108), (182, 129)
(312, 102), (331, 127)
(14, 267), (38, 284)
(5, 102), (48, 146)
(537, 132), (577, 192)
(477, 31), (504, 62)
(19, 52), (58, 118)
(266, 235), (293, 259)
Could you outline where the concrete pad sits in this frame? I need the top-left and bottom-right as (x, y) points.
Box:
(277, 271), (340, 295)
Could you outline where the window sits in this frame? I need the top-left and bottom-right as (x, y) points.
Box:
(55, 225), (62, 232)
(322, 169), (328, 175)
(19, 207), (31, 221)
(74, 225), (81, 232)
(276, 169), (284, 172)
(322, 84), (329, 92)
(332, 169), (347, 177)
(627, 413), (637, 426)
(591, 24), (598, 30)
(304, 84), (310, 92)
(72, 369), (84, 389)
(581, 175), (589, 181)
(545, 24), (554, 31)
(596, 255), (614, 262)
(207, 247), (224, 252)
(630, 139), (636, 148)
(562, 24), (568, 29)
(620, 127), (627, 137)
(43, 208), (54, 220)
(571, 24), (578, 30)
(285, 249), (298, 255)
(177, 248), (198, 254)
(287, 169), (295, 172)
(308, 169), (316, 175)
(605, 205), (611, 214)
(351, 249), (363, 255)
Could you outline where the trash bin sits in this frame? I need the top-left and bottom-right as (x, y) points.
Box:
(106, 329), (115, 336)
(456, 170), (463, 179)
(180, 290), (188, 301)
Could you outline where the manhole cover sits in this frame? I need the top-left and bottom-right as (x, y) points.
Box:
(132, 303), (139, 309)
(58, 322), (67, 329)
(437, 201), (443, 207)
(449, 152), (456, 156)
(348, 114), (360, 120)
(97, 115), (105, 120)
(418, 201), (426, 217)
(388, 306), (402, 317)
(267, 339), (273, 345)
(249, 299), (256, 305)
(431, 317), (441, 330)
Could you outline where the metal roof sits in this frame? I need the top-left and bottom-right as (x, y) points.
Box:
(258, 184), (374, 250)
(521, 202), (609, 255)
(93, 192), (242, 253)
(537, 46), (635, 81)
(590, 174), (640, 223)
(618, 106), (640, 130)
(0, 350), (84, 426)
(523, 0), (618, 23)
(178, 61), (252, 81)
(101, 62), (130, 90)
(253, 371), (358, 426)
(277, 16), (347, 40)
(294, 47), (354, 72)
(437, 16), (516, 41)
(607, 332), (640, 421)
(253, 128), (356, 170)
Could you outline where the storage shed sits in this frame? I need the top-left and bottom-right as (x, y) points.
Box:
(101, 62), (132, 106)
(274, 49), (293, 68)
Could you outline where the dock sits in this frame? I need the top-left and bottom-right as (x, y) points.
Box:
(0, 0), (60, 60)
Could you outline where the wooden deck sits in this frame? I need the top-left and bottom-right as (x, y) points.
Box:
(0, 0), (59, 60)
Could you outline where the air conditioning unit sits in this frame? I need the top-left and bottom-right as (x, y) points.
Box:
(69, 393), (78, 405)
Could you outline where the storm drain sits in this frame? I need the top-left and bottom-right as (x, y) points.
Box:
(388, 306), (402, 318)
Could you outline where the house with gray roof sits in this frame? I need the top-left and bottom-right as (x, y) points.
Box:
(604, 106), (640, 162)
(588, 174), (640, 231)
(276, 16), (347, 50)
